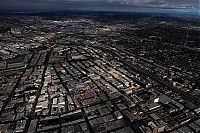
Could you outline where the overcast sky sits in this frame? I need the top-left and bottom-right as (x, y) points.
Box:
(0, 0), (199, 13)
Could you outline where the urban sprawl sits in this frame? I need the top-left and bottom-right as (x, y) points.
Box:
(0, 15), (200, 133)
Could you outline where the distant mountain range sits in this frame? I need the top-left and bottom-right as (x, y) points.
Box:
(0, 8), (199, 17)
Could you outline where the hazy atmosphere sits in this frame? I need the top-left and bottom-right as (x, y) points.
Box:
(0, 0), (199, 14)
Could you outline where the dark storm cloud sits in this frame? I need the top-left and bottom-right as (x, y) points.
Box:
(0, 0), (199, 13)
